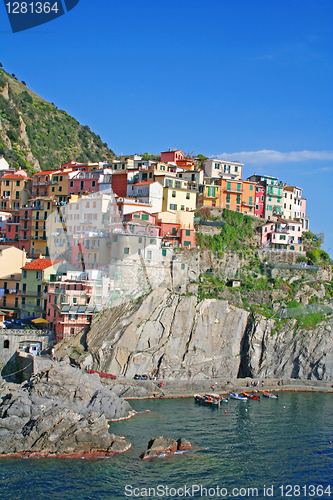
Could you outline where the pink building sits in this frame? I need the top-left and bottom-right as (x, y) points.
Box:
(68, 170), (100, 196)
(254, 184), (265, 218)
(261, 219), (304, 251)
(161, 149), (184, 163)
(46, 275), (95, 342)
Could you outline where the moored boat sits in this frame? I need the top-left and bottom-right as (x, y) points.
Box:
(194, 393), (221, 406)
(229, 393), (247, 401)
(262, 391), (279, 399)
(242, 392), (260, 400)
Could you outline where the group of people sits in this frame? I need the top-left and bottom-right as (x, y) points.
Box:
(250, 380), (264, 388)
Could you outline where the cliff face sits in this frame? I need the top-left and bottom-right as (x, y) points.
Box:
(87, 287), (249, 380)
(85, 286), (333, 381)
(241, 316), (333, 380)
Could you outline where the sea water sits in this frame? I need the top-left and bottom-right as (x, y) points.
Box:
(0, 392), (332, 500)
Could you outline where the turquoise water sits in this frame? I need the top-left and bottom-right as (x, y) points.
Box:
(0, 392), (333, 500)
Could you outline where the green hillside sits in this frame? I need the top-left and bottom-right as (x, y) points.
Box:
(0, 67), (115, 174)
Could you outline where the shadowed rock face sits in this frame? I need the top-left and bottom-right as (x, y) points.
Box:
(0, 363), (133, 457)
(86, 287), (333, 381)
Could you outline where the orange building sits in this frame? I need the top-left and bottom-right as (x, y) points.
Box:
(219, 179), (256, 214)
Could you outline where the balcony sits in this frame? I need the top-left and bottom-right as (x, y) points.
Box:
(242, 201), (254, 207)
(32, 181), (49, 187)
(20, 290), (43, 297)
(224, 189), (243, 194)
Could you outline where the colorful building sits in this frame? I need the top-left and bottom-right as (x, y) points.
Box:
(161, 149), (184, 163)
(203, 159), (243, 180)
(0, 272), (21, 320)
(20, 257), (76, 320)
(261, 220), (304, 251)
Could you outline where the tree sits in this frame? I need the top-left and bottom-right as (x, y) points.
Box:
(0, 63), (3, 68)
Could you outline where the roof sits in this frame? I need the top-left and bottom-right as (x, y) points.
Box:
(33, 170), (61, 176)
(0, 273), (21, 280)
(22, 258), (64, 271)
(1, 175), (30, 180)
(134, 181), (156, 186)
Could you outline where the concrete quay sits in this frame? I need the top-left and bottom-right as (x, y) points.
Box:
(105, 377), (333, 399)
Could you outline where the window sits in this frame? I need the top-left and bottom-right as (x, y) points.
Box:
(236, 194), (241, 204)
(186, 230), (190, 236)
(16, 180), (20, 186)
(59, 176), (63, 181)
(92, 180), (96, 187)
(3, 340), (9, 349)
(36, 299), (40, 307)
(162, 249), (166, 257)
(237, 184), (241, 192)
(181, 205), (185, 211)
(172, 227), (177, 235)
(73, 298), (77, 304)
(227, 182), (231, 191)
(52, 187), (55, 192)
(181, 263), (185, 270)
(15, 297), (18, 308)
(142, 214), (149, 221)
(113, 235), (118, 242)
(3, 296), (6, 306)
(235, 166), (238, 172)
(250, 184), (253, 191)
(186, 193), (190, 199)
(170, 204), (177, 210)
(150, 239), (156, 245)
(226, 204), (230, 209)
(36, 272), (42, 280)
(15, 191), (19, 200)
(138, 248), (141, 256)
(69, 181), (74, 187)
(147, 251), (152, 260)
(184, 241), (191, 247)
(124, 247), (130, 255)
(139, 237), (142, 243)
(172, 190), (176, 197)
(58, 186), (62, 192)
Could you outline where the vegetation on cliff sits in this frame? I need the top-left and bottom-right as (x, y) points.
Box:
(0, 67), (115, 174)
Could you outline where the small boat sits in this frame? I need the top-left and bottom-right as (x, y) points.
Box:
(194, 393), (221, 406)
(242, 392), (260, 400)
(262, 391), (279, 399)
(229, 393), (247, 401)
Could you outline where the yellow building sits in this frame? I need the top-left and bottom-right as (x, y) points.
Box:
(0, 169), (32, 212)
(197, 178), (221, 208)
(154, 174), (196, 212)
(30, 196), (57, 256)
(47, 169), (70, 203)
(0, 272), (21, 319)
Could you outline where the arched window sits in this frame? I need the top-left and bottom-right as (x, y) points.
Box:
(4, 339), (9, 349)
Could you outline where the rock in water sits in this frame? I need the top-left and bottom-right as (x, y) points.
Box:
(0, 363), (134, 457)
(142, 436), (191, 459)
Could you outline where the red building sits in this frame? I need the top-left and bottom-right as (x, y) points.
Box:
(111, 172), (128, 198)
(161, 149), (184, 163)
(254, 185), (265, 218)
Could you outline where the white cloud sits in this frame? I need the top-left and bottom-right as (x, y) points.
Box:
(213, 150), (333, 164)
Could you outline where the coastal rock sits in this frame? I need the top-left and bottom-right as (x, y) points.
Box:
(0, 408), (131, 457)
(142, 436), (191, 459)
(0, 364), (134, 457)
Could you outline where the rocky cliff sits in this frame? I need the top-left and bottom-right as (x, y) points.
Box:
(81, 285), (333, 381)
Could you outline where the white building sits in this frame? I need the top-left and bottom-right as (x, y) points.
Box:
(132, 181), (163, 212)
(204, 159), (243, 180)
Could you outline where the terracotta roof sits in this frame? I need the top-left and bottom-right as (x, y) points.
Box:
(22, 258), (64, 271)
(33, 170), (60, 176)
(1, 175), (30, 180)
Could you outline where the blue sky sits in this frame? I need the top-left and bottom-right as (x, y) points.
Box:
(1, 0), (332, 254)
